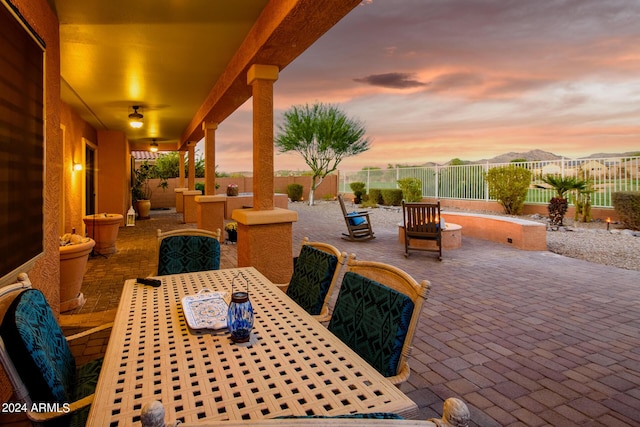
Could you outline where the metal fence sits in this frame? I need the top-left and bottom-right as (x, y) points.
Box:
(339, 156), (640, 208)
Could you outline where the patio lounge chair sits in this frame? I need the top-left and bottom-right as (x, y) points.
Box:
(285, 237), (347, 322)
(157, 228), (221, 276)
(338, 194), (374, 241)
(0, 273), (112, 426)
(327, 256), (430, 385)
(402, 201), (443, 260)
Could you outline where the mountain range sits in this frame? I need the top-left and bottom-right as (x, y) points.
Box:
(463, 149), (640, 165)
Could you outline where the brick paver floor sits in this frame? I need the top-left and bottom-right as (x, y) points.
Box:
(66, 204), (640, 426)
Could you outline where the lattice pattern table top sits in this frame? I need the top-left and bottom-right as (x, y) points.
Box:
(87, 268), (417, 426)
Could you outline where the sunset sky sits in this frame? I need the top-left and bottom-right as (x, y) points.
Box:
(208, 0), (640, 173)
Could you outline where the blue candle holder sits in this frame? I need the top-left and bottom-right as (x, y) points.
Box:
(227, 271), (254, 343)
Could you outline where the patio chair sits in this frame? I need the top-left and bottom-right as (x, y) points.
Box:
(285, 237), (347, 322)
(157, 228), (221, 276)
(338, 194), (375, 241)
(402, 201), (442, 260)
(0, 273), (112, 426)
(327, 256), (430, 385)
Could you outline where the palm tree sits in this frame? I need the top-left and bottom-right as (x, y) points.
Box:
(539, 175), (587, 227)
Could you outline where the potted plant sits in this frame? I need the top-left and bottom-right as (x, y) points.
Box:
(133, 161), (154, 219)
(227, 183), (239, 196)
(225, 221), (238, 243)
(59, 232), (95, 312)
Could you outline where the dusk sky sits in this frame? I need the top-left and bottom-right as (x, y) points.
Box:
(207, 0), (640, 173)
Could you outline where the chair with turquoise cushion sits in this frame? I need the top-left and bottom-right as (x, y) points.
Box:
(0, 273), (112, 427)
(327, 256), (430, 385)
(157, 228), (221, 276)
(286, 237), (346, 322)
(338, 194), (375, 241)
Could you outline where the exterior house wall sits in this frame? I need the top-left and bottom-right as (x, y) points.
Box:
(2, 0), (61, 400)
(60, 102), (98, 235)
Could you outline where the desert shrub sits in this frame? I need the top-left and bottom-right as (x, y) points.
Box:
(322, 193), (335, 201)
(349, 182), (366, 204)
(287, 183), (304, 201)
(195, 182), (205, 193)
(368, 188), (384, 205)
(397, 177), (422, 202)
(360, 198), (378, 209)
(381, 189), (403, 206)
(485, 166), (532, 215)
(612, 191), (640, 230)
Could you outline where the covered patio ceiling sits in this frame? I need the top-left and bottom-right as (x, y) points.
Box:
(49, 0), (361, 152)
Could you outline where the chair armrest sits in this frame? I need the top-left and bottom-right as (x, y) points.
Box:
(345, 212), (370, 218)
(27, 394), (94, 423)
(65, 322), (113, 342)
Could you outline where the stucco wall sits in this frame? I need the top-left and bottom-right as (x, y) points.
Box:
(149, 174), (339, 208)
(60, 102), (98, 235)
(2, 0), (61, 401)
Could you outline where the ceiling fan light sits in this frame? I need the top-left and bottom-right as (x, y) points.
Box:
(150, 140), (159, 152)
(128, 106), (144, 128)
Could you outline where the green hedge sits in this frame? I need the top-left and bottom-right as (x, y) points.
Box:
(368, 188), (384, 205)
(381, 189), (403, 206)
(612, 191), (640, 230)
(287, 183), (304, 201)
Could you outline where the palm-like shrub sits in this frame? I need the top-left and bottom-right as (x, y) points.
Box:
(540, 175), (587, 227)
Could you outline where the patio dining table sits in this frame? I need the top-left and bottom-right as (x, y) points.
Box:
(86, 267), (418, 426)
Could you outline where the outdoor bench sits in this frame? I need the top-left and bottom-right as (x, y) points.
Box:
(440, 211), (547, 250)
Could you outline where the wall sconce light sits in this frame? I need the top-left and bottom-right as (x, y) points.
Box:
(73, 163), (83, 171)
(129, 105), (144, 128)
(150, 139), (159, 152)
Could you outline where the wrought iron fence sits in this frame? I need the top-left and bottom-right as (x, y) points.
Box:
(339, 156), (640, 208)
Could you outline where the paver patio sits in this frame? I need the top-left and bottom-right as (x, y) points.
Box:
(65, 203), (640, 426)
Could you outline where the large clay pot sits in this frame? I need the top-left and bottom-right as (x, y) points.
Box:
(59, 238), (95, 312)
(83, 213), (123, 255)
(135, 199), (151, 220)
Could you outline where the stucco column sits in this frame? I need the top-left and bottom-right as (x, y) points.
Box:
(203, 121), (218, 195)
(248, 64), (278, 210)
(187, 141), (196, 190)
(231, 64), (297, 282)
(179, 151), (186, 188)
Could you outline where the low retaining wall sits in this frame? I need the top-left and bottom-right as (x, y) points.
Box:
(440, 212), (547, 251)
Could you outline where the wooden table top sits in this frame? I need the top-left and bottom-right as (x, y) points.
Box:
(86, 267), (417, 426)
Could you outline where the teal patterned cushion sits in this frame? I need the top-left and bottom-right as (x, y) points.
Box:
(286, 245), (338, 315)
(1, 289), (103, 427)
(328, 272), (414, 378)
(158, 235), (220, 275)
(0, 289), (76, 403)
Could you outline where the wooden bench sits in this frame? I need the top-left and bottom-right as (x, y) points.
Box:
(440, 212), (546, 251)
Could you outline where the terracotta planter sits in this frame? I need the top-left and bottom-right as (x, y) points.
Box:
(135, 199), (151, 220)
(59, 238), (95, 312)
(83, 213), (123, 255)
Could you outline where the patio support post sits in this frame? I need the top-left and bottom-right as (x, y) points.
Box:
(187, 141), (196, 190)
(183, 141), (201, 223)
(203, 121), (218, 195)
(196, 121), (225, 239)
(232, 64), (298, 283)
(179, 151), (186, 188)
(175, 151), (188, 212)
